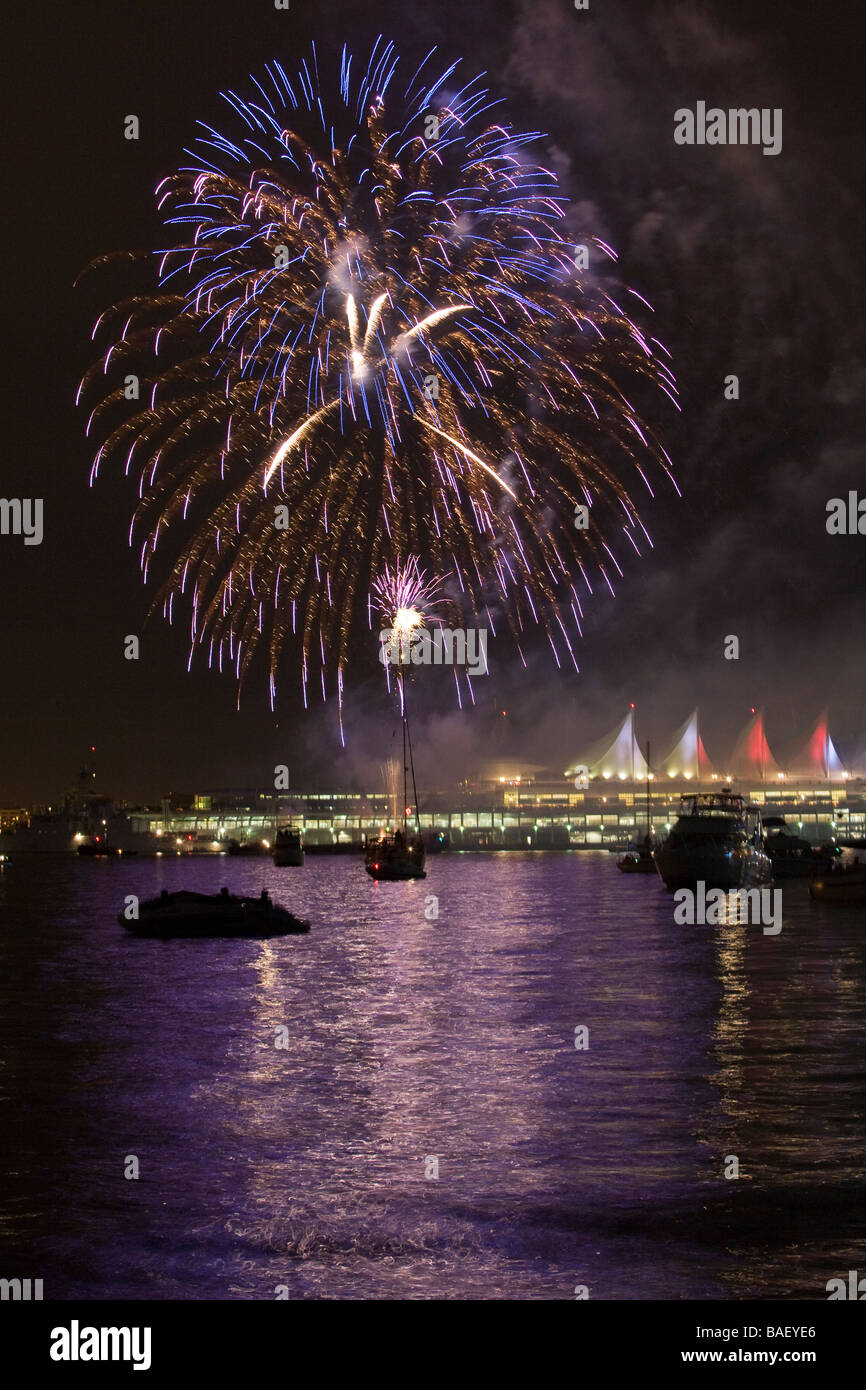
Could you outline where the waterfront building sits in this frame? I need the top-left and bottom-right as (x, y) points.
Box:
(3, 712), (864, 854)
(126, 775), (865, 853)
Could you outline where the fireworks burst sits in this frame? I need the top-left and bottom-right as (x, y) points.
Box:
(79, 38), (678, 727)
(372, 555), (446, 702)
(372, 555), (443, 630)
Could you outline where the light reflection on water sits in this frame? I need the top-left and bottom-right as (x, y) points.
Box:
(0, 851), (864, 1299)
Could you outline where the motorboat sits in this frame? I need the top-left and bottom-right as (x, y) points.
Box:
(617, 837), (657, 874)
(763, 816), (834, 878)
(120, 888), (310, 937)
(655, 789), (772, 890)
(273, 826), (304, 867)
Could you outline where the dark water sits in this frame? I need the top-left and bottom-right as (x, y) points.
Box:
(1, 852), (865, 1300)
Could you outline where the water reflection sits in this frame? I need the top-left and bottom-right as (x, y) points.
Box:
(0, 852), (864, 1299)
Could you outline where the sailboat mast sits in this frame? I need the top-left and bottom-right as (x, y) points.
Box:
(403, 680), (424, 836)
(646, 738), (651, 840)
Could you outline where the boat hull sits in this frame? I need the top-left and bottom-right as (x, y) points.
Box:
(273, 847), (304, 867)
(364, 836), (427, 880)
(616, 852), (657, 874)
(119, 891), (310, 938)
(769, 854), (832, 879)
(655, 845), (773, 891)
(365, 858), (427, 881)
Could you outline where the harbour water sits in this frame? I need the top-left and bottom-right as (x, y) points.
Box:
(1, 852), (864, 1300)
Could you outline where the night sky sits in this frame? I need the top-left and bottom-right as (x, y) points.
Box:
(2, 0), (863, 803)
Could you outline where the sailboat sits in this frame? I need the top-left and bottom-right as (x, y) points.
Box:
(617, 739), (658, 874)
(364, 683), (426, 881)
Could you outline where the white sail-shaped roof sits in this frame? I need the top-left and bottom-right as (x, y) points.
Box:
(566, 709), (649, 782)
(659, 709), (714, 781)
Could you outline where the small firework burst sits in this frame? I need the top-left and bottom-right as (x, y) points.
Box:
(372, 556), (443, 630)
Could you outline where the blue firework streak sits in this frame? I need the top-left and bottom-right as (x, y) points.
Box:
(79, 37), (679, 730)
